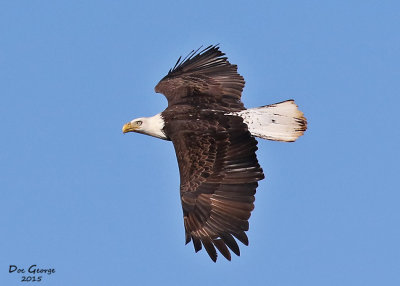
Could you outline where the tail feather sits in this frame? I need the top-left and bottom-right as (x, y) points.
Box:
(228, 100), (307, 142)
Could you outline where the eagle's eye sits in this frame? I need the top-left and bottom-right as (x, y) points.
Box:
(136, 120), (143, 126)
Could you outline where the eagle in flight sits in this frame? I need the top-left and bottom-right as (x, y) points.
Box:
(122, 45), (307, 262)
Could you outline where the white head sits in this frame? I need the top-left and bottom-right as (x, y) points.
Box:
(122, 113), (167, 140)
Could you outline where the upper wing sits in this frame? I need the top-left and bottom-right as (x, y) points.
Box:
(164, 111), (265, 261)
(155, 45), (245, 111)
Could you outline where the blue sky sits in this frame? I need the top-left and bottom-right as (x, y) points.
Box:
(1, 1), (399, 285)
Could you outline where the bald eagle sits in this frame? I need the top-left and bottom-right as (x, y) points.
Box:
(122, 45), (307, 262)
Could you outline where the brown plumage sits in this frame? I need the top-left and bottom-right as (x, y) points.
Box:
(157, 45), (264, 262)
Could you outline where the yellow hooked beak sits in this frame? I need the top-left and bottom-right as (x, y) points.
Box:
(122, 122), (137, 133)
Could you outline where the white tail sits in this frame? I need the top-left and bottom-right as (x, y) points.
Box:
(228, 100), (307, 142)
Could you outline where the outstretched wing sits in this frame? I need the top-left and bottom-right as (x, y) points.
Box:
(155, 45), (245, 111)
(164, 110), (264, 261)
